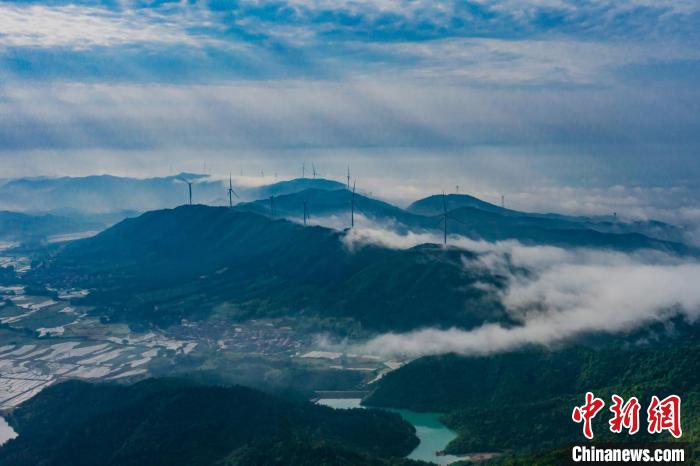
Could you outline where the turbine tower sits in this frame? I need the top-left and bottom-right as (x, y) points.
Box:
(442, 193), (448, 245)
(228, 173), (239, 207)
(179, 178), (194, 205)
(434, 192), (450, 245)
(347, 165), (351, 190)
(303, 200), (308, 226)
(501, 195), (505, 209)
(312, 163), (317, 179)
(302, 161), (306, 178)
(350, 180), (356, 228)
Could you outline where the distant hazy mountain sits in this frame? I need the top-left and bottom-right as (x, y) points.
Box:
(409, 194), (687, 244)
(0, 378), (420, 466)
(28, 205), (507, 331)
(408, 193), (510, 217)
(239, 190), (690, 253)
(0, 173), (223, 213)
(0, 211), (106, 243)
(1, 173), (687, 248)
(239, 177), (346, 200)
(236, 188), (424, 230)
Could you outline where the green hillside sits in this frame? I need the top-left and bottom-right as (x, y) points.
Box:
(365, 345), (700, 457)
(26, 205), (506, 331)
(0, 379), (423, 466)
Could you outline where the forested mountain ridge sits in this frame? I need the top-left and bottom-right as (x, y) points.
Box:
(365, 345), (700, 458)
(0, 378), (423, 466)
(26, 205), (508, 331)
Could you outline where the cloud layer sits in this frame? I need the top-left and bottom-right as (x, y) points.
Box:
(354, 238), (700, 358)
(0, 0), (698, 227)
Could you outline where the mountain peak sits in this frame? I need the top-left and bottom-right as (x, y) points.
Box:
(407, 193), (506, 216)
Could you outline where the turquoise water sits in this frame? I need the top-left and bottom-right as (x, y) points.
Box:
(316, 399), (466, 465)
(317, 398), (364, 410)
(0, 416), (17, 446)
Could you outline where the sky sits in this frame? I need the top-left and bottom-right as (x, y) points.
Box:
(0, 0), (699, 217)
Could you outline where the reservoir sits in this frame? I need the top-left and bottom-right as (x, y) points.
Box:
(317, 398), (467, 465)
(0, 416), (17, 446)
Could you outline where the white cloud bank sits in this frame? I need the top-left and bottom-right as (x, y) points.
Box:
(0, 4), (216, 49)
(350, 230), (700, 358)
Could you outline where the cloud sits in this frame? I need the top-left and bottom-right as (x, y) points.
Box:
(354, 238), (700, 358)
(0, 4), (218, 49)
(228, 0), (700, 41)
(0, 0), (698, 232)
(361, 37), (700, 85)
(2, 77), (698, 151)
(343, 226), (439, 251)
(2, 1), (699, 84)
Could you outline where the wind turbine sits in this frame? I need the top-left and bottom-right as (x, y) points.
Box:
(350, 180), (356, 228)
(347, 165), (351, 190)
(436, 192), (448, 245)
(303, 200), (308, 226)
(501, 195), (505, 209)
(302, 161), (306, 178)
(179, 177), (194, 205)
(228, 173), (239, 207)
(312, 163), (317, 179)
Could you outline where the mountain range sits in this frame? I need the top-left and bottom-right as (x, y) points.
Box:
(0, 174), (348, 214)
(27, 206), (507, 331)
(0, 211), (104, 243)
(0, 173), (219, 213)
(0, 378), (421, 466)
(7, 176), (697, 333)
(365, 340), (700, 459)
(0, 174), (691, 253)
(239, 189), (688, 252)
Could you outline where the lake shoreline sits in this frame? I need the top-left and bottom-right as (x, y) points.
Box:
(316, 398), (473, 465)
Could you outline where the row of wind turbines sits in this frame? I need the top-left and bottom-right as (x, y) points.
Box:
(178, 174), (240, 207)
(177, 164), (359, 229)
(177, 164), (500, 246)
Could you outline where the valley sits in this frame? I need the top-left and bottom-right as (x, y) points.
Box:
(1, 175), (699, 464)
(3, 1), (699, 462)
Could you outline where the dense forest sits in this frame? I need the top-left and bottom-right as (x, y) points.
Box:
(366, 344), (700, 460)
(26, 205), (508, 332)
(0, 378), (424, 466)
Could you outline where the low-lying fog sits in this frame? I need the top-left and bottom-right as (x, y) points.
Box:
(340, 225), (700, 358)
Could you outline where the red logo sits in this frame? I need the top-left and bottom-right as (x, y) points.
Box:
(647, 395), (682, 438)
(609, 395), (641, 435)
(572, 393), (682, 439)
(572, 392), (605, 440)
